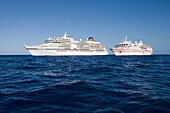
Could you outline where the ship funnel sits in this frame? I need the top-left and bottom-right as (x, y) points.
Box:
(88, 37), (94, 41)
(137, 39), (143, 45)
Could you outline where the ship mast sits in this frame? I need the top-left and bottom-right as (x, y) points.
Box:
(125, 36), (128, 41)
(63, 31), (67, 38)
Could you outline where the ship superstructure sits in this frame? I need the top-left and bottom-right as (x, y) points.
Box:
(24, 32), (108, 56)
(110, 36), (153, 56)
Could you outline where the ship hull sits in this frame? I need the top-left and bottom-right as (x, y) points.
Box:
(110, 48), (152, 56)
(26, 48), (108, 56)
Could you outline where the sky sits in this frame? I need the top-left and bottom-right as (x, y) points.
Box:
(0, 0), (170, 54)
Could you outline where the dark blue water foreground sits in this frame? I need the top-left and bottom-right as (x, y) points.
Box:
(0, 55), (170, 113)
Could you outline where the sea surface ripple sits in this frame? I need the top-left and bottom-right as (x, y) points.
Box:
(0, 55), (170, 113)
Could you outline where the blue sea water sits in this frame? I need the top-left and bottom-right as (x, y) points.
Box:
(0, 55), (170, 113)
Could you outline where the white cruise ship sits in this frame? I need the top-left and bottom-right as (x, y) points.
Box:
(110, 36), (153, 56)
(24, 32), (108, 56)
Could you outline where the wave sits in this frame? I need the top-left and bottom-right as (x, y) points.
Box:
(0, 55), (170, 112)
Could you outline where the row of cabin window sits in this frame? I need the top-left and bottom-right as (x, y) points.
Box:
(90, 46), (100, 48)
(117, 44), (129, 46)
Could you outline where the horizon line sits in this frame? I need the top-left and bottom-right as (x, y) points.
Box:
(0, 53), (170, 55)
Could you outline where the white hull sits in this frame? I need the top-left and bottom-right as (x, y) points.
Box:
(110, 49), (152, 56)
(113, 52), (152, 56)
(27, 49), (108, 56)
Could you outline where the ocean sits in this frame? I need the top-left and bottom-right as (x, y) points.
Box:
(0, 55), (170, 113)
